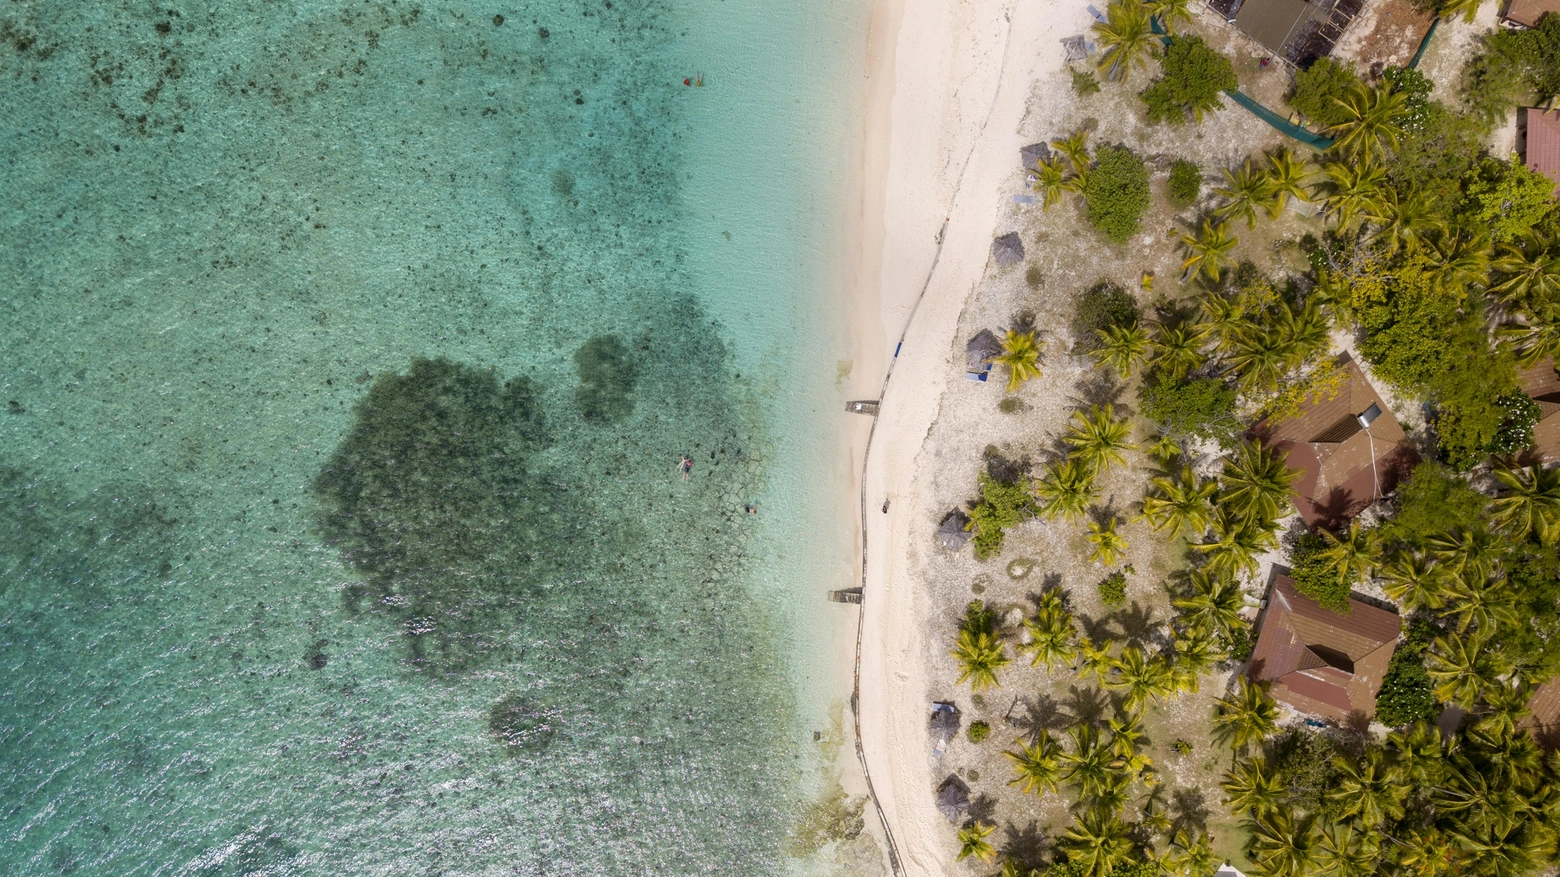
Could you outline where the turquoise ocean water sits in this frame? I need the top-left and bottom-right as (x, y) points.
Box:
(0, 1), (871, 874)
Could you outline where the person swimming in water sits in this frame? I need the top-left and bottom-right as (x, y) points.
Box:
(678, 455), (693, 479)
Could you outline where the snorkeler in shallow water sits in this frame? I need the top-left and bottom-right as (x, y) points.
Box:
(678, 455), (693, 479)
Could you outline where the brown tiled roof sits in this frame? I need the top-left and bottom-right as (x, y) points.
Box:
(1523, 108), (1560, 197)
(1519, 359), (1560, 462)
(1252, 354), (1420, 529)
(1524, 679), (1560, 748)
(1506, 0), (1560, 29)
(1249, 573), (1401, 722)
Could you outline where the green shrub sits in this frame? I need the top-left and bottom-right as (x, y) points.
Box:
(1269, 728), (1343, 815)
(968, 473), (1036, 559)
(1168, 159), (1202, 206)
(967, 721), (991, 743)
(1383, 65), (1433, 133)
(1463, 157), (1560, 244)
(1288, 58), (1361, 127)
(1489, 391), (1542, 458)
(1140, 36), (1237, 124)
(1222, 625), (1253, 662)
(1084, 145), (1152, 244)
(1289, 533), (1352, 613)
(1378, 462), (1488, 548)
(1171, 739), (1193, 754)
(1374, 642), (1436, 727)
(1139, 376), (1239, 446)
(1071, 67), (1101, 96)
(962, 599), (998, 636)
(1072, 281), (1140, 352)
(1097, 571), (1127, 607)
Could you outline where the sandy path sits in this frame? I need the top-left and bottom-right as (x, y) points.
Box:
(848, 0), (1074, 873)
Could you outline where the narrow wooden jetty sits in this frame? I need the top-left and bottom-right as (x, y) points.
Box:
(828, 587), (864, 604)
(845, 400), (879, 416)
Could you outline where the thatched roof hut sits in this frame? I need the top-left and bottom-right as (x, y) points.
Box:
(1020, 142), (1051, 169)
(992, 232), (1024, 267)
(936, 776), (971, 821)
(936, 511), (974, 550)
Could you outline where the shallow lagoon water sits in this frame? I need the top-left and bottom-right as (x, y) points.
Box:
(0, 1), (869, 874)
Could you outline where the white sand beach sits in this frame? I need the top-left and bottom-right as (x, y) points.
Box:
(845, 0), (1077, 873)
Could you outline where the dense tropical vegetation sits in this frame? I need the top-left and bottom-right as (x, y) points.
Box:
(943, 1), (1560, 874)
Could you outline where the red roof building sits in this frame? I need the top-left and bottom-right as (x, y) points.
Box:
(1518, 358), (1560, 462)
(1251, 354), (1420, 529)
(1250, 573), (1402, 723)
(1520, 107), (1560, 198)
(1504, 0), (1560, 28)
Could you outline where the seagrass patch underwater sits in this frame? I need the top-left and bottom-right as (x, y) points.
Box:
(0, 0), (864, 873)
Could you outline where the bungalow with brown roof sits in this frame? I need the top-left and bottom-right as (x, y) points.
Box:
(1503, 0), (1560, 28)
(1518, 107), (1560, 198)
(1250, 573), (1402, 724)
(1517, 358), (1560, 462)
(1251, 353), (1420, 529)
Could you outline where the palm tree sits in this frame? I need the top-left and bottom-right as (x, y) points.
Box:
(1077, 638), (1117, 685)
(1246, 809), (1319, 877)
(952, 627), (1011, 690)
(1106, 710), (1145, 758)
(1091, 0), (1158, 82)
(1148, 0), (1194, 33)
(1426, 527), (1502, 583)
(1214, 161), (1273, 229)
(1096, 323), (1151, 377)
(1439, 0), (1485, 21)
(1006, 730), (1063, 794)
(957, 821), (998, 862)
(1087, 518), (1129, 566)
(1060, 725), (1124, 800)
(1052, 129), (1093, 176)
(1148, 321), (1207, 381)
(1490, 230), (1560, 310)
(1219, 442), (1297, 523)
(1193, 507), (1277, 578)
(1438, 575), (1519, 635)
(1142, 467), (1216, 539)
(1316, 521), (1382, 585)
(1034, 457), (1099, 521)
(1212, 676), (1279, 755)
(1423, 231), (1492, 292)
(1065, 404), (1135, 472)
(1221, 755), (1284, 815)
(1324, 84), (1407, 165)
(1057, 807), (1136, 877)
(1262, 149), (1312, 218)
(1172, 568), (1247, 638)
(1033, 155), (1068, 209)
(1196, 289), (1245, 353)
(1372, 188), (1447, 255)
(1492, 464), (1560, 545)
(1426, 632), (1512, 709)
(1386, 720), (1445, 784)
(1318, 161), (1388, 235)
(1224, 321), (1300, 393)
(1179, 219), (1238, 284)
(1378, 549), (1450, 612)
(1021, 601), (1079, 669)
(1279, 298), (1329, 362)
(1171, 624), (1223, 682)
(1500, 309), (1560, 369)
(991, 329), (1044, 392)
(1106, 646), (1177, 713)
(1163, 830), (1218, 877)
(1312, 820), (1380, 877)
(1327, 749), (1407, 827)
(1476, 680), (1533, 737)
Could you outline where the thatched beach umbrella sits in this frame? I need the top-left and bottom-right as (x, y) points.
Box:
(1020, 142), (1051, 169)
(936, 511), (974, 550)
(936, 776), (971, 821)
(992, 232), (1025, 267)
